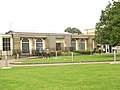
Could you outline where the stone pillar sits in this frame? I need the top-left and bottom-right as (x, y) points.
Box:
(10, 37), (13, 55)
(29, 38), (32, 55)
(43, 39), (45, 50)
(12, 35), (21, 55)
(87, 36), (94, 50)
(85, 39), (87, 50)
(45, 37), (49, 49)
(49, 36), (56, 51)
(92, 39), (95, 49)
(76, 39), (79, 50)
(64, 35), (71, 50)
(32, 38), (36, 55)
(32, 38), (36, 50)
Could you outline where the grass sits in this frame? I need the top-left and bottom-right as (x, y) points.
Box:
(16, 54), (120, 64)
(0, 64), (120, 90)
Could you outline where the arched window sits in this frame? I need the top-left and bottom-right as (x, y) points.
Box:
(71, 38), (76, 50)
(22, 38), (29, 53)
(22, 38), (29, 42)
(36, 38), (43, 50)
(80, 39), (85, 50)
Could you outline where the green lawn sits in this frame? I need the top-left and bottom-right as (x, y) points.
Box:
(17, 54), (120, 64)
(0, 64), (120, 90)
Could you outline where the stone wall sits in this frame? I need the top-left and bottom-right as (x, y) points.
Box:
(12, 34), (21, 54)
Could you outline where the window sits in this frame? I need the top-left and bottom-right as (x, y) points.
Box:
(80, 39), (85, 50)
(56, 43), (61, 51)
(22, 38), (29, 53)
(71, 38), (76, 50)
(36, 38), (43, 50)
(3, 38), (11, 51)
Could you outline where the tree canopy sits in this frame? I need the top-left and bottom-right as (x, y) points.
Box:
(64, 27), (82, 34)
(95, 1), (120, 46)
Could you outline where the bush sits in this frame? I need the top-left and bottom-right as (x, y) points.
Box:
(74, 50), (91, 55)
(50, 52), (62, 56)
(62, 51), (71, 56)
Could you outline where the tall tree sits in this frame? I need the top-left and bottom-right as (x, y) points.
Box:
(95, 1), (120, 46)
(64, 27), (82, 34)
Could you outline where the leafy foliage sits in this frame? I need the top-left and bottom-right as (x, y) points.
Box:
(74, 50), (91, 55)
(62, 51), (71, 56)
(95, 1), (120, 46)
(64, 27), (82, 34)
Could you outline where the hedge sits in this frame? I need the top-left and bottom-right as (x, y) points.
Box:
(62, 51), (72, 56)
(74, 50), (91, 55)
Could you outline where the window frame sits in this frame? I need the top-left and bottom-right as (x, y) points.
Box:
(3, 38), (11, 51)
(22, 38), (29, 53)
(36, 38), (43, 50)
(80, 39), (85, 50)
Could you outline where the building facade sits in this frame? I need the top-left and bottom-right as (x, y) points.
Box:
(0, 31), (95, 56)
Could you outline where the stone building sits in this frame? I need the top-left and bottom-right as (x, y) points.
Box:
(84, 28), (96, 35)
(0, 30), (95, 56)
(9, 31), (95, 55)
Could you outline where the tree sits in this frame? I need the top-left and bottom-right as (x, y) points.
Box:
(64, 27), (82, 34)
(95, 1), (120, 46)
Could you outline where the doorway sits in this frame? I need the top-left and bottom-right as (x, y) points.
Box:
(56, 43), (61, 51)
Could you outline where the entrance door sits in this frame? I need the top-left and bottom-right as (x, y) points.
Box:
(56, 43), (61, 51)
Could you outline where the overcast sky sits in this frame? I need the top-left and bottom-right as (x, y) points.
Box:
(0, 0), (112, 34)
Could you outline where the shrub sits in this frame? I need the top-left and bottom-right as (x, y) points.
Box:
(74, 50), (91, 55)
(62, 51), (71, 56)
(50, 52), (62, 56)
